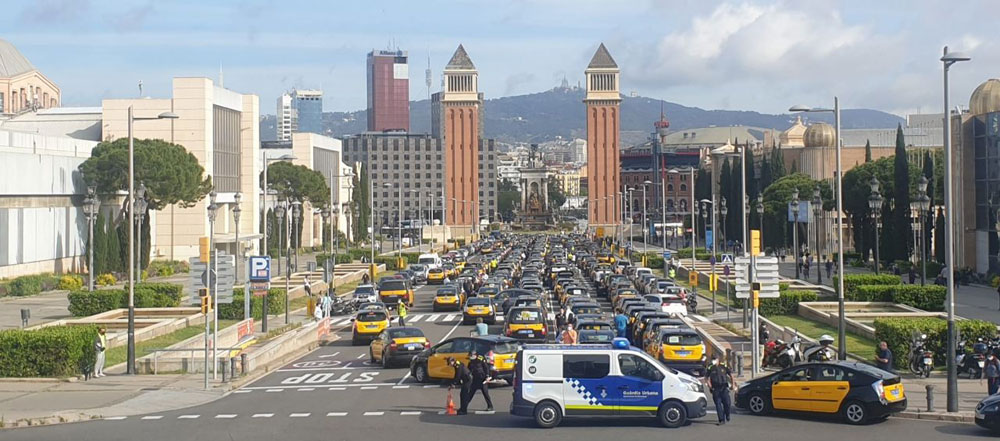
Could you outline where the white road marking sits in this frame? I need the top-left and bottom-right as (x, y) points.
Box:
(392, 385), (410, 389)
(360, 386), (378, 390)
(444, 314), (457, 321)
(141, 416), (163, 420)
(356, 354), (366, 359)
(177, 415), (200, 419)
(423, 385), (437, 388)
(327, 412), (348, 417)
(265, 389), (283, 392)
(427, 314), (441, 322)
(318, 352), (341, 358)
(400, 411), (421, 416)
(252, 413), (274, 418)
(215, 414), (237, 419)
(104, 416), (127, 420)
(232, 389), (252, 394)
(276, 366), (367, 372)
(289, 413), (311, 418)
(437, 410), (447, 415)
(297, 388), (315, 391)
(363, 411), (385, 416)
(328, 387), (346, 391)
(474, 410), (495, 415)
(407, 315), (422, 323)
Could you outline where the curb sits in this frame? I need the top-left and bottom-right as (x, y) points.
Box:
(897, 410), (975, 423)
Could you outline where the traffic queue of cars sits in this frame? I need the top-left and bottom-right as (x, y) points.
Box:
(343, 233), (909, 429)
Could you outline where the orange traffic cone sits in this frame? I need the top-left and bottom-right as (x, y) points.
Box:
(446, 388), (457, 415)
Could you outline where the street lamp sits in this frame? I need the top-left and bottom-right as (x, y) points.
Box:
(720, 197), (728, 253)
(262, 153), (296, 275)
(321, 206), (331, 283)
(331, 206), (340, 295)
(942, 45), (970, 413)
(790, 188), (800, 279)
(275, 200), (286, 277)
(813, 187), (823, 285)
(83, 186), (98, 292)
(291, 201), (301, 273)
(626, 187), (635, 261)
(869, 177), (883, 275)
(915, 176), (931, 285)
(126, 106), (178, 375)
(642, 180), (651, 260)
(233, 192), (244, 318)
(135, 183), (148, 280)
(206, 191), (219, 382)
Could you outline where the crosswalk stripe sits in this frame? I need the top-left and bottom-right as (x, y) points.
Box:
(252, 413), (273, 418)
(427, 314), (441, 321)
(400, 411), (421, 416)
(392, 385), (410, 389)
(177, 415), (200, 419)
(407, 315), (422, 323)
(104, 416), (127, 420)
(141, 416), (163, 420)
(266, 389), (282, 392)
(329, 387), (346, 391)
(290, 413), (311, 418)
(327, 412), (348, 416)
(215, 414), (237, 419)
(444, 314), (457, 321)
(363, 411), (384, 416)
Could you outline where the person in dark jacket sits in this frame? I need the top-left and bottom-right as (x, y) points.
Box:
(466, 351), (494, 411)
(448, 357), (473, 415)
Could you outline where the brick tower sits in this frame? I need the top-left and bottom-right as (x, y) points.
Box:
(439, 45), (481, 229)
(585, 43), (621, 231)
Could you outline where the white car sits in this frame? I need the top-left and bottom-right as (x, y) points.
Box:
(352, 284), (378, 304)
(647, 293), (687, 316)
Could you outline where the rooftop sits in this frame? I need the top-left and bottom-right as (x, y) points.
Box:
(445, 44), (475, 70)
(0, 39), (36, 78)
(587, 43), (618, 69)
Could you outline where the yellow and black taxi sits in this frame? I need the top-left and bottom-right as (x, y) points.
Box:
(646, 328), (706, 376)
(378, 278), (414, 306)
(597, 251), (615, 264)
(462, 296), (497, 325)
(736, 362), (907, 425)
(369, 327), (430, 368)
(351, 309), (391, 345)
(427, 267), (447, 284)
(409, 335), (521, 384)
(432, 287), (464, 311)
(975, 393), (1000, 433)
(477, 285), (500, 300)
(504, 306), (548, 342)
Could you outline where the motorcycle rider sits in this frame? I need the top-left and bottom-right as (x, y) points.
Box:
(805, 334), (836, 362)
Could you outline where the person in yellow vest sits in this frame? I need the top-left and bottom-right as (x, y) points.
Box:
(94, 327), (107, 377)
(397, 301), (408, 327)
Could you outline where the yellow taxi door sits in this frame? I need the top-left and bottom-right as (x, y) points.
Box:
(427, 338), (473, 379)
(771, 367), (815, 412)
(810, 366), (851, 413)
(371, 331), (386, 361)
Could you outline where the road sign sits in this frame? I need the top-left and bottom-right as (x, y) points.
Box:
(723, 265), (730, 276)
(751, 229), (761, 256)
(248, 256), (271, 282)
(188, 252), (236, 304)
(734, 256), (780, 299)
(689, 271), (698, 285)
(250, 282), (270, 297)
(662, 251), (671, 260)
(709, 255), (716, 265)
(721, 254), (734, 265)
(705, 229), (714, 249)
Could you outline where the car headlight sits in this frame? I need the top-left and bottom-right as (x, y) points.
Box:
(985, 403), (1000, 413)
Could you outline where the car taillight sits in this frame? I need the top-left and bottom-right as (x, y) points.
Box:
(541, 325), (548, 335)
(390, 342), (397, 349)
(872, 379), (885, 401)
(423, 341), (431, 348)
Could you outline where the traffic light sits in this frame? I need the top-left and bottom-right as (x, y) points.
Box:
(199, 288), (211, 313)
(199, 237), (211, 263)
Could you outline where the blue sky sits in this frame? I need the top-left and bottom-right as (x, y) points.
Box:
(3, 0), (997, 116)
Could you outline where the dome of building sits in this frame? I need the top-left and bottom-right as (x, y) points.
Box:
(0, 39), (36, 77)
(970, 79), (1000, 115)
(803, 122), (835, 148)
(780, 115), (806, 147)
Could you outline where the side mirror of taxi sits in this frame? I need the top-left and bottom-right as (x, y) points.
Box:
(350, 318), (356, 322)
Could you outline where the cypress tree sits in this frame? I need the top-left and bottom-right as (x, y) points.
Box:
(790, 160), (798, 174)
(771, 144), (786, 180)
(865, 140), (873, 163)
(718, 159), (732, 242)
(934, 209), (945, 263)
(891, 124), (912, 262)
(744, 142), (757, 229)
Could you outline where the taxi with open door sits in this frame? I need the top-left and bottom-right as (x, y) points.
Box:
(410, 335), (521, 384)
(735, 362), (907, 424)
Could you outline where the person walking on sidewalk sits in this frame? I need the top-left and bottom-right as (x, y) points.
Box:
(396, 301), (408, 327)
(93, 327), (107, 378)
(303, 276), (313, 297)
(825, 256), (833, 279)
(706, 356), (734, 425)
(987, 355), (1000, 396)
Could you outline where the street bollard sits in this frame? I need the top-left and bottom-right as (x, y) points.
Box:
(241, 353), (248, 376)
(230, 357), (237, 381)
(220, 358), (228, 382)
(735, 351), (744, 378)
(926, 384), (935, 412)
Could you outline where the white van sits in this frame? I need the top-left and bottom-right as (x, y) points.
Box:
(417, 253), (443, 270)
(510, 338), (707, 428)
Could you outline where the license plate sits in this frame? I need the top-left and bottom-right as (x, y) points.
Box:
(923, 357), (933, 365)
(407, 344), (421, 350)
(520, 331), (534, 337)
(891, 389), (900, 397)
(677, 350), (691, 356)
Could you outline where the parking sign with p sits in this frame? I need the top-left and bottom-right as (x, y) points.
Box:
(248, 256), (271, 282)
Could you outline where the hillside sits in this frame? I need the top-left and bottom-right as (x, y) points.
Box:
(260, 87), (904, 145)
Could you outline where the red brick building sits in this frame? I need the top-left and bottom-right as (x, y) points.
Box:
(366, 49), (409, 132)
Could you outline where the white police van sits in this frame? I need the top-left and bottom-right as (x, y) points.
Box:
(510, 338), (707, 428)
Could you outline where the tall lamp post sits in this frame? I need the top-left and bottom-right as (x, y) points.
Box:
(790, 189), (800, 279)
(135, 183), (147, 280)
(642, 180), (651, 261)
(275, 200), (286, 278)
(719, 197), (727, 254)
(914, 176), (931, 285)
(291, 201), (301, 273)
(125, 105), (178, 375)
(205, 192), (218, 387)
(869, 177), (883, 275)
(331, 206), (340, 295)
(233, 193), (244, 318)
(813, 188), (823, 285)
(321, 207), (331, 283)
(83, 186), (98, 292)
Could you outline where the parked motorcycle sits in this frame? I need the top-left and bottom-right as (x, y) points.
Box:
(330, 297), (357, 316)
(909, 333), (934, 378)
(803, 335), (837, 362)
(686, 291), (698, 314)
(957, 338), (987, 379)
(762, 336), (802, 369)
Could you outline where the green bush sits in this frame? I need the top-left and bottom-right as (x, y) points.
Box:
(849, 284), (946, 311)
(67, 283), (184, 316)
(375, 256), (401, 270)
(674, 248), (709, 259)
(835, 274), (900, 296)
(8, 275), (44, 296)
(0, 325), (97, 377)
(874, 318), (997, 368)
(97, 273), (116, 286)
(217, 288), (287, 320)
(316, 253), (356, 266)
(735, 290), (819, 316)
(58, 275), (84, 291)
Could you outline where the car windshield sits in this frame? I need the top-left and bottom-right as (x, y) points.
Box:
(467, 298), (491, 306)
(418, 258), (437, 265)
(355, 286), (374, 295)
(388, 328), (424, 338)
(572, 305), (601, 315)
(663, 334), (702, 345)
(358, 311), (387, 322)
(509, 309), (542, 323)
(410, 265), (426, 272)
(436, 290), (458, 297)
(380, 281), (406, 291)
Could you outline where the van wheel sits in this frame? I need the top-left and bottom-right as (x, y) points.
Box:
(413, 364), (429, 383)
(657, 401), (687, 428)
(842, 400), (867, 425)
(747, 392), (771, 415)
(533, 401), (562, 428)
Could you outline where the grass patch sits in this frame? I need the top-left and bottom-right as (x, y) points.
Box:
(104, 320), (239, 367)
(767, 314), (877, 361)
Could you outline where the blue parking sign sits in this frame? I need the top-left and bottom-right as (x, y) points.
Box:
(248, 256), (271, 282)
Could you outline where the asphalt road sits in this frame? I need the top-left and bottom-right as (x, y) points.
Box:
(1, 254), (990, 440)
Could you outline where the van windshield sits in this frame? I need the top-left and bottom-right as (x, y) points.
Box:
(418, 258), (438, 265)
(663, 334), (702, 345)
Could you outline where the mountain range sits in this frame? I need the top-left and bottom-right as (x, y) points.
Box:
(260, 87), (904, 145)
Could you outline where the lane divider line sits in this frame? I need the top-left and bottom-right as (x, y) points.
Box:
(289, 413), (311, 418)
(329, 387), (346, 391)
(104, 416), (127, 420)
(140, 416), (163, 420)
(177, 415), (200, 419)
(252, 413), (274, 418)
(360, 386), (378, 390)
(215, 414), (237, 419)
(297, 388), (315, 391)
(327, 412), (348, 417)
(363, 411), (385, 416)
(392, 385), (410, 389)
(232, 389), (252, 394)
(265, 389), (283, 392)
(400, 411), (421, 416)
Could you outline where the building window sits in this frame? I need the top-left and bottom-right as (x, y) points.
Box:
(680, 184), (687, 192)
(667, 184), (674, 192)
(383, 192), (388, 198)
(425, 173), (431, 179)
(394, 173), (399, 179)
(436, 173), (442, 179)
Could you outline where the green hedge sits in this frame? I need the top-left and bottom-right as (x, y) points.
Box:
(849, 284), (946, 311)
(67, 283), (184, 316)
(734, 290), (819, 316)
(0, 325), (97, 377)
(375, 256), (401, 270)
(8, 275), (45, 296)
(835, 274), (901, 296)
(673, 248), (709, 259)
(217, 288), (287, 320)
(874, 318), (997, 368)
(316, 253), (353, 266)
